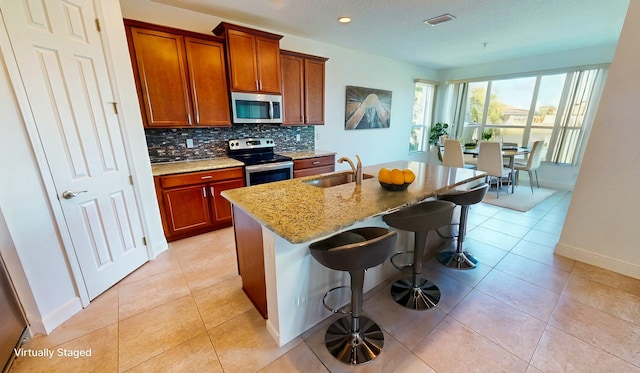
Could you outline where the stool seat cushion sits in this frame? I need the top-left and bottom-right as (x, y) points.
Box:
(383, 200), (455, 232)
(309, 227), (397, 272)
(438, 183), (489, 206)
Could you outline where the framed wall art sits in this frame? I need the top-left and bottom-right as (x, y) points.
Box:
(345, 85), (392, 130)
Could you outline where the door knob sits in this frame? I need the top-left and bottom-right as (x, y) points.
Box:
(62, 190), (87, 199)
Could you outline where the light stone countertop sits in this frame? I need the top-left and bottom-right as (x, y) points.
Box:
(278, 149), (336, 160)
(222, 160), (486, 244)
(151, 151), (336, 176)
(151, 158), (244, 176)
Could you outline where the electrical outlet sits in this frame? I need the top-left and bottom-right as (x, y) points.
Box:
(296, 134), (301, 142)
(186, 138), (194, 148)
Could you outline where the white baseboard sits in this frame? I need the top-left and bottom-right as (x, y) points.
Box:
(29, 297), (83, 335)
(555, 243), (640, 280)
(149, 238), (168, 259)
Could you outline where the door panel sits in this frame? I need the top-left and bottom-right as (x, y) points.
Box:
(304, 58), (325, 124)
(163, 185), (212, 235)
(184, 37), (231, 126)
(2, 0), (148, 299)
(130, 27), (192, 126)
(210, 179), (245, 224)
(226, 30), (258, 92)
(255, 36), (281, 93)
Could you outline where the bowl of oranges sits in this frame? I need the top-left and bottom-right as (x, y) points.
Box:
(377, 167), (415, 191)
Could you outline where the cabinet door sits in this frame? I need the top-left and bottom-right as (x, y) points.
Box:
(255, 36), (282, 94)
(209, 179), (245, 225)
(304, 58), (326, 125)
(281, 54), (304, 125)
(130, 28), (192, 127)
(226, 30), (259, 92)
(185, 37), (231, 126)
(162, 185), (212, 236)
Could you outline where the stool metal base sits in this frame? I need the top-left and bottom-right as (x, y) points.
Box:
(437, 250), (478, 270)
(390, 278), (441, 310)
(325, 315), (384, 365)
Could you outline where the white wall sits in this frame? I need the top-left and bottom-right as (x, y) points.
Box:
(556, 0), (639, 279)
(119, 0), (439, 170)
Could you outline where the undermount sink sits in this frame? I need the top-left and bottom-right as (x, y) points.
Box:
(303, 171), (374, 188)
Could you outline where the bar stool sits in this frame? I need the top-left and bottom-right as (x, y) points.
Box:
(437, 183), (489, 269)
(309, 227), (397, 365)
(383, 200), (455, 310)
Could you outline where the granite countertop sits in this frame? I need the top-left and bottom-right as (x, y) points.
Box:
(278, 150), (337, 160)
(151, 151), (336, 176)
(151, 158), (244, 176)
(221, 161), (486, 244)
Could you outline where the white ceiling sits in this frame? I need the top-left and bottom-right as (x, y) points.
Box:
(152, 0), (630, 69)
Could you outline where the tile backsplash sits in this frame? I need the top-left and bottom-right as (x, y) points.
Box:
(145, 124), (315, 163)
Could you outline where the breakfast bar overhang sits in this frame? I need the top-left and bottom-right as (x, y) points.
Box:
(222, 161), (486, 346)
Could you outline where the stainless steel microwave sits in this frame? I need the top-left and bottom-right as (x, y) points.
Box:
(230, 92), (282, 124)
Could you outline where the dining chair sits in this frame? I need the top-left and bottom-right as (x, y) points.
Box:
(515, 140), (544, 193)
(442, 139), (465, 168)
(477, 141), (512, 198)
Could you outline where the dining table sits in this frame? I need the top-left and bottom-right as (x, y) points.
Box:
(463, 145), (530, 193)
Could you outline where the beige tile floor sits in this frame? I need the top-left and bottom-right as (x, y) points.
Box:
(8, 190), (640, 372)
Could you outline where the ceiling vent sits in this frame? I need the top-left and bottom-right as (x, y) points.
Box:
(424, 13), (456, 26)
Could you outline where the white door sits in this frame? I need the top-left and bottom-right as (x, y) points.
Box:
(1, 0), (148, 299)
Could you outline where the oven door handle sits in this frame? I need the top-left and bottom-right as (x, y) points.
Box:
(244, 161), (294, 173)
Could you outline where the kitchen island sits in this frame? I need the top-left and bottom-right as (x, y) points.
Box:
(221, 160), (485, 346)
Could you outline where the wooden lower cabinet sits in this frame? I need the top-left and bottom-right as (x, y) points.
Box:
(162, 184), (212, 236)
(232, 206), (267, 318)
(293, 155), (335, 178)
(155, 167), (245, 241)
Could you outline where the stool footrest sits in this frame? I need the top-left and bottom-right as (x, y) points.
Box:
(322, 286), (351, 314)
(390, 251), (414, 271)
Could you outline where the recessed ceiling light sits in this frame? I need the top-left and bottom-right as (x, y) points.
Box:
(424, 13), (456, 26)
(338, 16), (352, 24)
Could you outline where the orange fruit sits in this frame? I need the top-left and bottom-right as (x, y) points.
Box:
(378, 168), (391, 184)
(390, 169), (405, 185)
(403, 169), (415, 183)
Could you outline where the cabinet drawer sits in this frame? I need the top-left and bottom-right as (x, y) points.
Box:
(294, 165), (335, 178)
(160, 167), (244, 188)
(293, 155), (335, 170)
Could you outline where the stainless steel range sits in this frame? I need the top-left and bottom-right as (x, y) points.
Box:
(228, 138), (294, 186)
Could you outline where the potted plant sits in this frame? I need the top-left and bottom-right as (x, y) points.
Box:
(482, 129), (495, 141)
(429, 122), (449, 145)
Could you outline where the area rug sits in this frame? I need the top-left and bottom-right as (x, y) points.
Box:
(482, 186), (558, 212)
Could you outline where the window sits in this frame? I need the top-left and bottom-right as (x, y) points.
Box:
(451, 67), (605, 165)
(409, 81), (436, 153)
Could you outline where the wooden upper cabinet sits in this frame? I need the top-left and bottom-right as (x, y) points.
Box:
(130, 27), (192, 127)
(213, 22), (283, 94)
(255, 37), (282, 93)
(281, 53), (304, 125)
(280, 50), (328, 126)
(184, 37), (231, 126)
(125, 20), (231, 128)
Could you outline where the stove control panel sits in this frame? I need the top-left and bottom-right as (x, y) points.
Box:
(229, 138), (275, 150)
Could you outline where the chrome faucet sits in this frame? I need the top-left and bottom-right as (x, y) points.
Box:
(337, 155), (363, 185)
